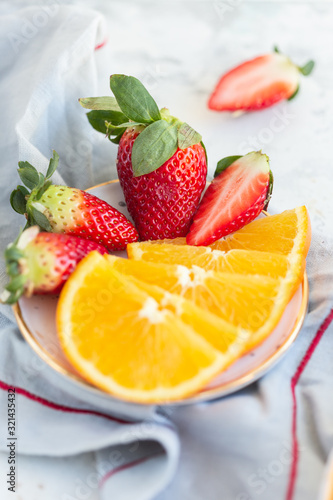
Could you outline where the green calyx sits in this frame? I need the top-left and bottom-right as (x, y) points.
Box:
(1, 226), (40, 305)
(274, 46), (315, 77)
(79, 75), (204, 177)
(273, 46), (314, 102)
(214, 155), (243, 178)
(264, 169), (274, 210)
(10, 151), (59, 231)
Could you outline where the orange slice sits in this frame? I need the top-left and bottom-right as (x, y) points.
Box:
(128, 243), (289, 279)
(57, 252), (234, 403)
(128, 206), (310, 291)
(210, 206), (310, 257)
(132, 206), (310, 263)
(120, 275), (250, 358)
(106, 255), (294, 351)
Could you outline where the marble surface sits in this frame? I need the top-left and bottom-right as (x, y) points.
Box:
(2, 1), (333, 499)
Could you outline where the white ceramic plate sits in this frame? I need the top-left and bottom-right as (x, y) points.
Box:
(13, 181), (309, 406)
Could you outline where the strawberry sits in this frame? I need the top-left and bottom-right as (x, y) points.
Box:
(115, 126), (207, 240)
(186, 151), (273, 246)
(1, 226), (107, 304)
(10, 151), (139, 251)
(208, 48), (314, 112)
(80, 75), (207, 240)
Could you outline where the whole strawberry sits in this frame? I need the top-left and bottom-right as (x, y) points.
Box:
(80, 75), (207, 240)
(1, 226), (107, 304)
(208, 47), (314, 112)
(187, 152), (273, 246)
(10, 151), (139, 251)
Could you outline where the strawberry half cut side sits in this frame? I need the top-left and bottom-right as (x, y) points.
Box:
(208, 49), (315, 112)
(186, 151), (273, 246)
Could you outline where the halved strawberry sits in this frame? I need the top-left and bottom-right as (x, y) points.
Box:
(208, 49), (314, 112)
(186, 152), (273, 246)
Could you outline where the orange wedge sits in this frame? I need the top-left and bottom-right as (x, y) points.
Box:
(120, 275), (250, 358)
(106, 255), (294, 351)
(57, 252), (242, 403)
(128, 206), (310, 290)
(140, 207), (310, 257)
(56, 206), (311, 403)
(210, 206), (311, 276)
(128, 243), (289, 279)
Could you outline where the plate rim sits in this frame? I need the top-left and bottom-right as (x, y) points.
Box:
(12, 180), (310, 406)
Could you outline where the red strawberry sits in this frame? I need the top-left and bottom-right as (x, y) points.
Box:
(186, 152), (273, 246)
(1, 226), (107, 304)
(208, 49), (314, 112)
(116, 127), (207, 240)
(80, 75), (207, 240)
(10, 151), (139, 251)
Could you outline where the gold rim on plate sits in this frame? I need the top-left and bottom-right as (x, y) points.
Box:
(12, 180), (310, 406)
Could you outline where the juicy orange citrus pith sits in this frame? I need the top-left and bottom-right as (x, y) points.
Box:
(57, 252), (238, 403)
(128, 243), (290, 279)
(119, 275), (250, 358)
(106, 254), (296, 350)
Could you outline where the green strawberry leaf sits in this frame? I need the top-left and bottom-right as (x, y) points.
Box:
(299, 60), (315, 76)
(36, 172), (45, 190)
(110, 75), (161, 124)
(287, 85), (299, 101)
(200, 141), (208, 166)
(10, 188), (27, 215)
(5, 274), (27, 293)
(111, 121), (146, 129)
(6, 261), (19, 277)
(79, 96), (122, 112)
(108, 128), (127, 144)
(4, 245), (24, 261)
(87, 110), (128, 134)
(17, 162), (39, 190)
(131, 120), (178, 177)
(273, 46), (280, 54)
(29, 206), (52, 231)
(264, 170), (274, 210)
(46, 150), (59, 179)
(177, 123), (202, 149)
(17, 185), (30, 196)
(2, 289), (24, 305)
(214, 155), (243, 178)
(35, 180), (52, 201)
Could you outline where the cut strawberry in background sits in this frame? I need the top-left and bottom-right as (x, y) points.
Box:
(208, 49), (314, 112)
(186, 151), (273, 246)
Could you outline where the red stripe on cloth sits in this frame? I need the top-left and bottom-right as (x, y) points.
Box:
(0, 380), (132, 425)
(286, 307), (333, 500)
(95, 38), (108, 51)
(99, 451), (164, 489)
